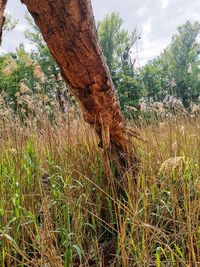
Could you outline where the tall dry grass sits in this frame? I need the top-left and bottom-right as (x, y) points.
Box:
(0, 99), (200, 266)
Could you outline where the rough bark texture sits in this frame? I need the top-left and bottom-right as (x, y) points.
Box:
(20, 0), (136, 164)
(0, 0), (7, 45)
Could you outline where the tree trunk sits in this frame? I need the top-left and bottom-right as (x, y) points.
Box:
(0, 0), (7, 45)
(21, 0), (137, 170)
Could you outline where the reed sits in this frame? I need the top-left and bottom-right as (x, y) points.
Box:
(0, 102), (199, 266)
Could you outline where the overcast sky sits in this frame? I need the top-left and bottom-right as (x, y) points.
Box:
(1, 0), (200, 65)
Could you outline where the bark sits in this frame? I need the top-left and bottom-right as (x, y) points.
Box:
(0, 0), (7, 45)
(20, 0), (137, 168)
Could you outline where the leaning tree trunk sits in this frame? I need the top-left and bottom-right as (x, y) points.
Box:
(22, 0), (137, 171)
(0, 0), (7, 45)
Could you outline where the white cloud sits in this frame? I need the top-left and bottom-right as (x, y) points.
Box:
(136, 6), (146, 16)
(15, 24), (27, 32)
(142, 21), (152, 36)
(160, 0), (169, 9)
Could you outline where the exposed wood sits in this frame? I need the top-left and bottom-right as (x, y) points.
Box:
(0, 0), (7, 45)
(20, 0), (137, 170)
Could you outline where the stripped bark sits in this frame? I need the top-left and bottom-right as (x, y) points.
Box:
(0, 0), (7, 45)
(20, 0), (137, 170)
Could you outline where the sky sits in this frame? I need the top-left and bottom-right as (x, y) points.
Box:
(1, 0), (200, 66)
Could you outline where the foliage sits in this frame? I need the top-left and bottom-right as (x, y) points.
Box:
(167, 21), (200, 106)
(97, 12), (142, 114)
(3, 13), (18, 34)
(0, 44), (35, 102)
(0, 14), (71, 112)
(0, 11), (200, 267)
(1, 13), (200, 115)
(24, 13), (60, 81)
(140, 21), (200, 107)
(0, 102), (199, 266)
(97, 12), (137, 72)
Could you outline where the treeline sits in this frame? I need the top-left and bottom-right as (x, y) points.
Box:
(0, 12), (200, 116)
(98, 13), (200, 116)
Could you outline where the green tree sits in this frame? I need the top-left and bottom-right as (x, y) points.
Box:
(98, 12), (142, 113)
(0, 43), (35, 101)
(24, 13), (60, 80)
(140, 21), (200, 107)
(24, 14), (70, 111)
(168, 21), (200, 105)
(3, 13), (18, 34)
(140, 56), (171, 101)
(98, 12), (138, 74)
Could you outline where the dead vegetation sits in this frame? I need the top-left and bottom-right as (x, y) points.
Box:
(0, 99), (200, 266)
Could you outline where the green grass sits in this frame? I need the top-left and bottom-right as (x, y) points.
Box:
(0, 113), (200, 266)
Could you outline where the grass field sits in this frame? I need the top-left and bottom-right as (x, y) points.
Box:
(0, 109), (200, 266)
